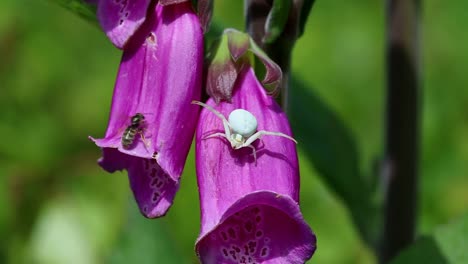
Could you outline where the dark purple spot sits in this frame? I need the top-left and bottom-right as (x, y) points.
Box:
(125, 12), (129, 17)
(156, 180), (163, 188)
(240, 256), (246, 263)
(243, 245), (249, 255)
(255, 230), (263, 237)
(248, 241), (257, 253)
(261, 247), (268, 257)
(228, 227), (236, 239)
(232, 246), (241, 253)
(143, 206), (147, 213)
(244, 221), (253, 233)
(222, 248), (228, 257)
(255, 215), (261, 223)
(119, 19), (124, 25)
(150, 159), (157, 164)
(253, 207), (260, 214)
(151, 168), (157, 177)
(152, 192), (160, 202)
(150, 178), (159, 187)
(220, 231), (228, 241)
(229, 250), (236, 260)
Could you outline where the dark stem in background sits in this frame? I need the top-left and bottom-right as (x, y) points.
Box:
(381, 0), (421, 262)
(244, 0), (300, 111)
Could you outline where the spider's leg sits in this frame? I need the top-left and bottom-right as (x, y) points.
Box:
(246, 144), (257, 165)
(192, 101), (226, 121)
(244, 130), (298, 146)
(202, 132), (227, 140)
(192, 100), (232, 139)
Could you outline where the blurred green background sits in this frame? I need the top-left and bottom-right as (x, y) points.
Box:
(0, 1), (467, 263)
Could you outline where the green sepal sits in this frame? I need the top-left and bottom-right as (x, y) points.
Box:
(206, 34), (246, 103)
(225, 29), (250, 60)
(206, 28), (282, 102)
(248, 38), (282, 96)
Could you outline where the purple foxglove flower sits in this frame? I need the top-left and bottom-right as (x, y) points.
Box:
(195, 67), (316, 263)
(91, 2), (202, 218)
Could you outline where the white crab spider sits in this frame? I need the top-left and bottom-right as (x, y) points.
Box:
(192, 100), (297, 163)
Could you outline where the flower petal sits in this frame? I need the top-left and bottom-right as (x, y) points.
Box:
(97, 0), (152, 49)
(96, 147), (129, 172)
(127, 157), (180, 218)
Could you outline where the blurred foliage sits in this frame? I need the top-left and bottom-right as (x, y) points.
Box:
(390, 212), (468, 264)
(49, 0), (97, 25)
(290, 77), (379, 247)
(0, 0), (467, 264)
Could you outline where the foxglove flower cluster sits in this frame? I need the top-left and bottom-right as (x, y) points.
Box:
(90, 1), (316, 262)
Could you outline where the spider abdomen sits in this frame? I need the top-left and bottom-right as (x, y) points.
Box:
(228, 109), (258, 137)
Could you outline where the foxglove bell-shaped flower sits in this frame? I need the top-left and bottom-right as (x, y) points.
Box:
(91, 2), (202, 218)
(195, 67), (316, 263)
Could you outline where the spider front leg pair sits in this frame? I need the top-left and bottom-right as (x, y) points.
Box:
(192, 101), (297, 164)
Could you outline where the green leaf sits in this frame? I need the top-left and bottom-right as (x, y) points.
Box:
(390, 212), (468, 264)
(264, 0), (291, 43)
(290, 77), (378, 245)
(49, 0), (97, 25)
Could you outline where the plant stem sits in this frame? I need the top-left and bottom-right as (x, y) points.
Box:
(380, 0), (421, 262)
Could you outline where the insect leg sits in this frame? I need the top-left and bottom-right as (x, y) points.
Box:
(138, 130), (151, 152)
